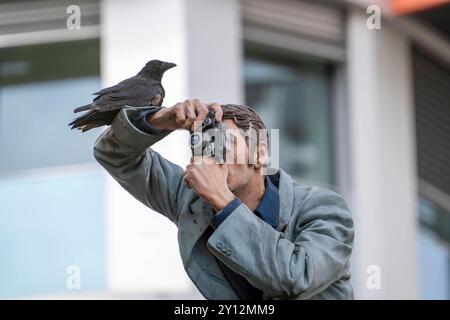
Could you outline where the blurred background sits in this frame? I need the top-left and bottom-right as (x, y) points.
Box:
(0, 0), (449, 299)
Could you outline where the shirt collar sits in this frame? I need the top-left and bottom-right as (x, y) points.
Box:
(255, 176), (280, 228)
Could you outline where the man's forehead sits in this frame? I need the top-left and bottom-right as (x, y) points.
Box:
(222, 119), (244, 140)
(221, 119), (260, 142)
(223, 118), (238, 129)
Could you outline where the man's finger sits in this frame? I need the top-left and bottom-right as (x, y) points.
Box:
(183, 169), (193, 186)
(192, 99), (208, 131)
(184, 176), (192, 189)
(220, 163), (229, 176)
(183, 102), (195, 130)
(201, 156), (215, 165)
(175, 105), (186, 127)
(191, 156), (204, 164)
(207, 102), (223, 122)
(185, 101), (197, 123)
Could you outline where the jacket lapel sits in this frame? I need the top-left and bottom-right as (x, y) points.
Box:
(276, 169), (294, 232)
(177, 169), (294, 299)
(177, 197), (214, 265)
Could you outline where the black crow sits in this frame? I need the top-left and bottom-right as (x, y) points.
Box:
(69, 59), (176, 132)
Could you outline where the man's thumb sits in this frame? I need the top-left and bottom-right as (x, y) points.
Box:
(221, 163), (229, 177)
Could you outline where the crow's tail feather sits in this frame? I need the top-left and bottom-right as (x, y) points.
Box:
(73, 103), (92, 113)
(68, 110), (99, 132)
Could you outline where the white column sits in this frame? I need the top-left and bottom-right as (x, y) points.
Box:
(100, 0), (242, 296)
(185, 0), (243, 103)
(346, 9), (418, 299)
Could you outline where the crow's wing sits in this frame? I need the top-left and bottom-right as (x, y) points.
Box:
(92, 78), (164, 112)
(69, 109), (118, 132)
(93, 75), (143, 96)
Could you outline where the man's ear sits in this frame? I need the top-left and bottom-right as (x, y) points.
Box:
(254, 140), (268, 170)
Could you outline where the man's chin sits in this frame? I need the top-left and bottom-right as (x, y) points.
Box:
(229, 185), (242, 195)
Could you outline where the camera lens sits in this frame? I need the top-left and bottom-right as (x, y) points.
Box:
(190, 132), (201, 147)
(206, 143), (215, 156)
(204, 117), (212, 126)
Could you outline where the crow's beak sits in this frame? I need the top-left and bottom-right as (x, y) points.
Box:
(164, 62), (177, 70)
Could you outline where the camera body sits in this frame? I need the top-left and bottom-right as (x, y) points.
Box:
(190, 110), (229, 163)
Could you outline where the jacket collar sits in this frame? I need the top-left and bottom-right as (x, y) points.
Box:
(255, 176), (280, 228)
(275, 169), (294, 231)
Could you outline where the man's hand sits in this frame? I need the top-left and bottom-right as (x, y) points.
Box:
(148, 99), (222, 131)
(183, 157), (236, 212)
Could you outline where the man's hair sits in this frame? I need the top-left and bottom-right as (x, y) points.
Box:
(221, 104), (269, 162)
(221, 104), (267, 133)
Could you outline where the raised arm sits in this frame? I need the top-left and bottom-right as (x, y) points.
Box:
(93, 106), (183, 223)
(93, 100), (222, 223)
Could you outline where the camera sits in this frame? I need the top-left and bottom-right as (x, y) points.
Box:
(190, 110), (229, 163)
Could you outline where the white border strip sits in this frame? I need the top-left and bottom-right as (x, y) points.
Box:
(0, 25), (100, 48)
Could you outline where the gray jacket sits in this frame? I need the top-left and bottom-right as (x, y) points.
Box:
(93, 107), (355, 300)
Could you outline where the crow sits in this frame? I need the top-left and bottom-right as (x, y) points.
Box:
(69, 59), (176, 132)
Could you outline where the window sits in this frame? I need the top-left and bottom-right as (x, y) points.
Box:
(0, 40), (101, 172)
(418, 196), (450, 299)
(414, 48), (450, 299)
(0, 39), (105, 298)
(245, 49), (334, 185)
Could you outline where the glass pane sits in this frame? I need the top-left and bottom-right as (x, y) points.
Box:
(0, 39), (104, 298)
(0, 40), (101, 172)
(0, 171), (106, 298)
(0, 76), (101, 172)
(0, 40), (100, 86)
(245, 54), (333, 185)
(418, 228), (450, 299)
(418, 196), (450, 299)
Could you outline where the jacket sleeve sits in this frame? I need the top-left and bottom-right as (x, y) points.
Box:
(206, 187), (354, 299)
(93, 106), (189, 224)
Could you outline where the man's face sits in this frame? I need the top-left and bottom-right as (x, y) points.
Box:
(222, 119), (257, 193)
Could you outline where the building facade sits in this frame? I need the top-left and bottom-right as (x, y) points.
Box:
(0, 0), (448, 299)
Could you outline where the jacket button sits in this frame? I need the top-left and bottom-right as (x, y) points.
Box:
(216, 241), (224, 249)
(225, 249), (232, 256)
